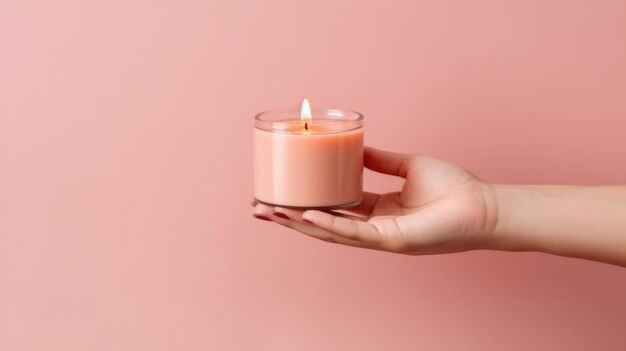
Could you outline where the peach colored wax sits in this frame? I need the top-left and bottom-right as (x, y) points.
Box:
(254, 109), (364, 209)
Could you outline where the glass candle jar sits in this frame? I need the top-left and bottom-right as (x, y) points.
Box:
(254, 108), (364, 209)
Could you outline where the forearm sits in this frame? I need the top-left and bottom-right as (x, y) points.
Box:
(491, 184), (626, 266)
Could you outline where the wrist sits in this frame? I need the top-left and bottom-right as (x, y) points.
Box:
(487, 184), (537, 252)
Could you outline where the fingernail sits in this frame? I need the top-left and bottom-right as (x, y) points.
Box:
(302, 218), (313, 224)
(272, 211), (289, 219)
(253, 214), (272, 221)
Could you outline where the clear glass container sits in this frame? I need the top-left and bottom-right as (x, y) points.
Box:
(254, 108), (364, 209)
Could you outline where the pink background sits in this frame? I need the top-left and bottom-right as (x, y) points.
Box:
(2, 0), (626, 350)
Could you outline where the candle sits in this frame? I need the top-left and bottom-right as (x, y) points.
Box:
(254, 99), (364, 209)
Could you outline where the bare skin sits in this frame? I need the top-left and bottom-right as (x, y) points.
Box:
(253, 147), (626, 267)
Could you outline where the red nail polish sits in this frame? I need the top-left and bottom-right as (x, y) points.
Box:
(272, 211), (289, 219)
(253, 214), (272, 221)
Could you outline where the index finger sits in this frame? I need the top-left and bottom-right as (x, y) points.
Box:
(302, 210), (385, 245)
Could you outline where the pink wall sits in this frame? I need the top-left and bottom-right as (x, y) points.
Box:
(2, 0), (626, 350)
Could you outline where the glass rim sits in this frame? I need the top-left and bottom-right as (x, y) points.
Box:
(254, 108), (364, 134)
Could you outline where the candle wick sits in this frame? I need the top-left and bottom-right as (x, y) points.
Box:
(305, 122), (308, 131)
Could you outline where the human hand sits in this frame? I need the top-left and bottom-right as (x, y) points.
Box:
(253, 147), (500, 255)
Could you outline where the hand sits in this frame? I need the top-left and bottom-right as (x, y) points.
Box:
(253, 146), (500, 255)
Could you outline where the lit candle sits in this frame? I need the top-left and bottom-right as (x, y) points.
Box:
(254, 99), (364, 209)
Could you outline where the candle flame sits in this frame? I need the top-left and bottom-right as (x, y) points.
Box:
(301, 98), (312, 121)
(301, 98), (312, 134)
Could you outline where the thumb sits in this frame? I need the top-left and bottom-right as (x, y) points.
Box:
(364, 146), (413, 178)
